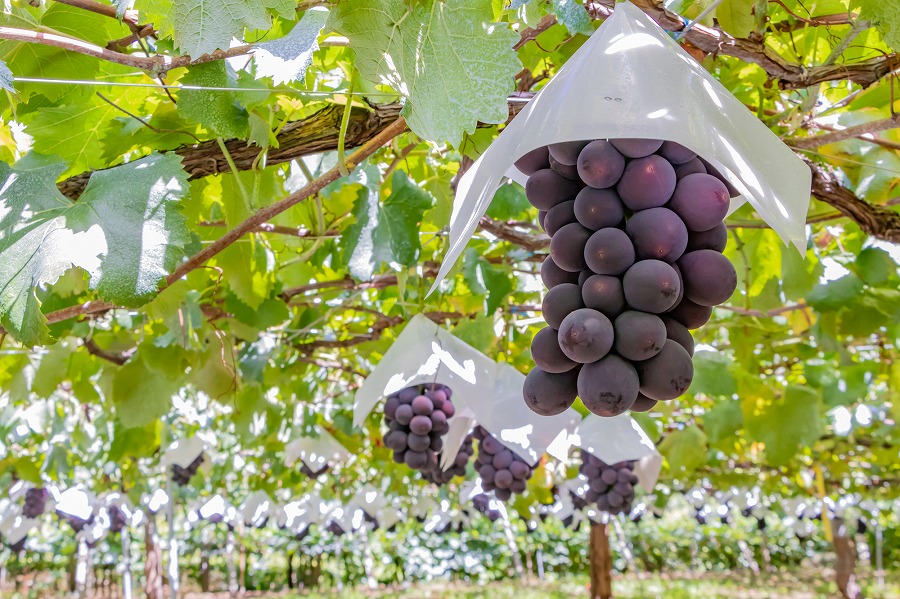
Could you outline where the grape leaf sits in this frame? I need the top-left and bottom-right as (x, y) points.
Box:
(331, 0), (522, 146)
(0, 153), (189, 346)
(112, 0), (131, 18)
(855, 0), (900, 50)
(141, 0), (296, 58)
(551, 0), (593, 35)
(703, 400), (743, 445)
(339, 170), (434, 280)
(253, 8), (329, 85)
(0, 59), (13, 94)
(112, 354), (182, 428)
(741, 385), (822, 466)
(659, 425), (708, 474)
(178, 62), (250, 139)
(715, 0), (755, 39)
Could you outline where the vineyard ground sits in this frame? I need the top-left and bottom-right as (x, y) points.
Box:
(171, 569), (900, 599)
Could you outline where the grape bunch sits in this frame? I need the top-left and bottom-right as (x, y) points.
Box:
(473, 426), (533, 502)
(9, 536), (26, 553)
(108, 504), (127, 534)
(382, 383), (455, 472)
(579, 451), (638, 516)
(518, 139), (737, 417)
(421, 434), (474, 485)
(300, 463), (330, 479)
(326, 520), (346, 537)
(22, 487), (49, 519)
(171, 453), (206, 486)
(59, 513), (93, 533)
(471, 493), (501, 522)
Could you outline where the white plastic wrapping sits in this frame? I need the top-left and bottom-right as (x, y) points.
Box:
(0, 501), (36, 544)
(284, 429), (351, 470)
(575, 414), (662, 492)
(430, 1), (810, 294)
(240, 490), (274, 527)
(163, 436), (206, 468)
(354, 314), (578, 466)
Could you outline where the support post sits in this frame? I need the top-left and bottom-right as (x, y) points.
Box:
(831, 517), (862, 599)
(121, 527), (133, 599)
(589, 521), (613, 599)
(226, 529), (238, 598)
(498, 504), (525, 577)
(144, 515), (164, 599)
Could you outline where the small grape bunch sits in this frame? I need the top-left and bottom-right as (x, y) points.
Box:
(383, 383), (455, 472)
(421, 433), (474, 486)
(108, 504), (127, 534)
(300, 463), (330, 479)
(22, 487), (49, 519)
(473, 426), (534, 502)
(326, 520), (346, 537)
(171, 453), (205, 486)
(471, 493), (501, 522)
(579, 451), (637, 515)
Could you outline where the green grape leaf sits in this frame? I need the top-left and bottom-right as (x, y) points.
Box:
(486, 181), (531, 220)
(112, 354), (182, 428)
(703, 399), (743, 445)
(331, 0), (522, 146)
(854, 0), (900, 50)
(715, 0), (755, 38)
(806, 273), (865, 311)
(551, 0), (593, 35)
(741, 385), (822, 466)
(253, 7), (329, 85)
(0, 58), (13, 93)
(142, 0), (296, 57)
(340, 170), (434, 280)
(178, 62), (250, 139)
(0, 153), (189, 346)
(853, 247), (898, 286)
(691, 351), (737, 397)
(659, 425), (708, 474)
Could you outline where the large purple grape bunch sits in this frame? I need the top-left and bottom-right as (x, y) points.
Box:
(421, 433), (473, 485)
(471, 493), (501, 522)
(171, 453), (205, 486)
(473, 426), (534, 501)
(579, 451), (638, 516)
(108, 504), (127, 534)
(518, 139), (737, 417)
(382, 383), (455, 472)
(22, 487), (49, 519)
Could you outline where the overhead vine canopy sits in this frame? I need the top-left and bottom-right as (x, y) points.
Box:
(0, 0), (897, 508)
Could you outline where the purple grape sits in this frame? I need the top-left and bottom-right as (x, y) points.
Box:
(525, 169), (581, 211)
(617, 155), (677, 210)
(635, 339), (694, 400)
(541, 255), (580, 288)
(625, 207), (688, 262)
(544, 200), (577, 237)
(514, 146), (550, 175)
(557, 308), (614, 364)
(658, 141), (697, 164)
(523, 366), (579, 415)
(678, 249), (737, 306)
(686, 222), (728, 252)
(542, 283), (584, 329)
(610, 138), (664, 158)
(613, 311), (667, 361)
(577, 141), (626, 189)
(549, 140), (589, 166)
(577, 355), (639, 417)
(581, 275), (626, 318)
(584, 227), (635, 276)
(668, 173), (730, 232)
(622, 260), (681, 314)
(674, 157), (707, 180)
(549, 223), (592, 272)
(530, 328), (578, 373)
(573, 187), (625, 231)
(668, 298), (712, 329)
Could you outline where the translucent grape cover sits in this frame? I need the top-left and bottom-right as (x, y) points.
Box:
(576, 414), (662, 492)
(429, 1), (810, 294)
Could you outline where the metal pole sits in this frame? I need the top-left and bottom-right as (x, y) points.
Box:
(498, 504), (525, 577)
(122, 527), (133, 599)
(226, 529), (238, 597)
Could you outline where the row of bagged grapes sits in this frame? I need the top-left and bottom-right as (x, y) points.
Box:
(519, 137), (737, 418)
